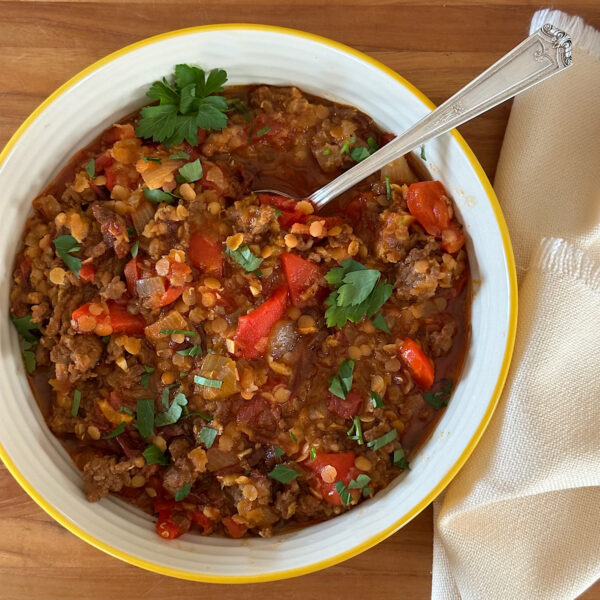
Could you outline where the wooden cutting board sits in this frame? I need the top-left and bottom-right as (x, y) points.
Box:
(0, 1), (598, 598)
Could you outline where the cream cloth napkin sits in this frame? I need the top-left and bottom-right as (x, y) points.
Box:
(432, 9), (600, 600)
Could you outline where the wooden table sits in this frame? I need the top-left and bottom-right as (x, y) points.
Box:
(0, 1), (598, 598)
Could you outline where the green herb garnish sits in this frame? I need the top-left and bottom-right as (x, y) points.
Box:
(340, 136), (355, 155)
(362, 487), (372, 497)
(194, 375), (222, 389)
(289, 431), (298, 442)
(71, 390), (81, 417)
(11, 314), (39, 341)
(143, 188), (176, 204)
(135, 64), (228, 147)
(420, 145), (426, 160)
(424, 379), (453, 409)
(350, 146), (371, 163)
(256, 125), (270, 137)
(274, 446), (285, 459)
(174, 483), (191, 502)
(103, 422), (126, 439)
(161, 328), (195, 336)
(309, 447), (317, 461)
(160, 385), (173, 409)
(385, 176), (392, 201)
(141, 365), (154, 389)
(176, 344), (202, 357)
(322, 148), (331, 156)
(178, 158), (203, 183)
(143, 444), (169, 466)
(347, 416), (364, 445)
(324, 259), (393, 328)
(334, 480), (352, 506)
(328, 359), (355, 400)
(369, 391), (385, 409)
(131, 239), (139, 259)
(198, 426), (218, 448)
(154, 391), (188, 427)
(85, 159), (95, 178)
(372, 313), (390, 333)
(142, 156), (162, 163)
(227, 98), (251, 121)
(226, 245), (263, 272)
(367, 429), (398, 451)
(136, 398), (155, 437)
(168, 151), (191, 160)
(348, 473), (371, 489)
(120, 406), (135, 416)
(392, 448), (410, 469)
(179, 371), (189, 378)
(268, 464), (301, 484)
(53, 235), (81, 277)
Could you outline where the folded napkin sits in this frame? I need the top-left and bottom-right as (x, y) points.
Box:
(432, 9), (600, 600)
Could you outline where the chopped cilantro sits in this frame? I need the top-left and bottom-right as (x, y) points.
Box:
(328, 359), (355, 400)
(176, 344), (202, 357)
(194, 375), (222, 389)
(197, 426), (218, 448)
(347, 416), (364, 445)
(161, 328), (195, 336)
(85, 159), (95, 178)
(274, 446), (285, 458)
(348, 473), (371, 489)
(309, 447), (317, 461)
(370, 391), (385, 409)
(289, 431), (298, 442)
(179, 371), (189, 378)
(350, 146), (371, 163)
(424, 379), (453, 409)
(340, 136), (355, 155)
(362, 487), (372, 497)
(268, 464), (301, 484)
(334, 480), (352, 506)
(141, 365), (154, 389)
(420, 145), (426, 160)
(322, 148), (331, 156)
(143, 188), (176, 204)
(22, 344), (36, 373)
(392, 448), (410, 469)
(141, 156), (162, 163)
(385, 176), (392, 201)
(143, 444), (169, 466)
(103, 422), (126, 439)
(160, 385), (173, 409)
(174, 483), (191, 502)
(53, 235), (81, 277)
(10, 314), (39, 342)
(168, 151), (190, 160)
(256, 125), (270, 137)
(227, 98), (251, 121)
(154, 391), (188, 427)
(131, 239), (139, 258)
(226, 244), (263, 273)
(136, 398), (154, 437)
(71, 390), (81, 417)
(367, 137), (378, 152)
(178, 158), (203, 183)
(119, 406), (135, 416)
(135, 65), (229, 147)
(372, 313), (390, 333)
(367, 429), (398, 451)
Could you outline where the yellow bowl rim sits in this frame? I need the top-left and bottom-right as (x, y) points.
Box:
(0, 22), (518, 584)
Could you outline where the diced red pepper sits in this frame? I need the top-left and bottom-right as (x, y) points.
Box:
(152, 285), (183, 309)
(95, 151), (114, 174)
(398, 337), (434, 390)
(234, 286), (288, 359)
(104, 166), (117, 191)
(123, 257), (139, 296)
(189, 232), (223, 276)
(304, 452), (361, 506)
(156, 510), (184, 539)
(406, 181), (465, 253)
(72, 300), (145, 336)
(327, 390), (363, 419)
(222, 516), (247, 539)
(280, 253), (321, 307)
(258, 193), (308, 229)
(190, 510), (213, 534)
(79, 263), (96, 282)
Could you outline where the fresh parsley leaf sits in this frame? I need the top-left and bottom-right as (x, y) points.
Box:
(367, 429), (398, 451)
(362, 487), (372, 497)
(350, 146), (371, 163)
(198, 426), (218, 448)
(71, 390), (81, 417)
(131, 239), (139, 259)
(141, 156), (162, 163)
(273, 207), (283, 218)
(268, 464), (301, 484)
(161, 328), (195, 336)
(185, 411), (212, 421)
(347, 416), (364, 445)
(53, 235), (81, 277)
(289, 431), (298, 442)
(10, 314), (39, 342)
(392, 448), (410, 469)
(337, 269), (380, 306)
(385, 176), (392, 201)
(227, 98), (251, 121)
(22, 347), (36, 374)
(322, 148), (331, 156)
(143, 444), (169, 466)
(274, 446), (285, 459)
(154, 391), (188, 427)
(168, 151), (190, 160)
(136, 398), (155, 437)
(174, 483), (191, 502)
(178, 158), (203, 183)
(226, 245), (263, 272)
(143, 187), (176, 204)
(179, 371), (189, 378)
(256, 125), (270, 137)
(348, 473), (371, 489)
(334, 480), (352, 506)
(325, 258), (365, 286)
(176, 344), (202, 357)
(309, 447), (317, 461)
(370, 391), (385, 409)
(194, 375), (222, 389)
(420, 145), (426, 160)
(103, 422), (126, 438)
(372, 313), (390, 333)
(85, 159), (95, 178)
(339, 136), (355, 155)
(424, 379), (453, 409)
(328, 359), (355, 399)
(141, 365), (154, 389)
(120, 406), (135, 416)
(367, 137), (378, 152)
(160, 385), (173, 409)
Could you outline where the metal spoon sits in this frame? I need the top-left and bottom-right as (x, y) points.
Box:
(255, 24), (572, 208)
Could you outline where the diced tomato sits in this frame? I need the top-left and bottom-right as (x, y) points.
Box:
(222, 516), (247, 539)
(327, 390), (363, 419)
(104, 166), (117, 191)
(234, 286), (288, 359)
(189, 232), (223, 276)
(406, 181), (465, 253)
(72, 300), (145, 336)
(250, 114), (286, 145)
(190, 510), (213, 534)
(304, 452), (361, 506)
(95, 151), (114, 174)
(344, 194), (369, 227)
(258, 193), (308, 229)
(79, 263), (96, 282)
(123, 257), (139, 296)
(156, 510), (184, 540)
(398, 337), (434, 390)
(152, 285), (183, 309)
(280, 253), (321, 307)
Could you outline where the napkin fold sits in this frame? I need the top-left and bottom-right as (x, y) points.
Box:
(432, 9), (600, 600)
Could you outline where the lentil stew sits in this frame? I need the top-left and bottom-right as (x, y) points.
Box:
(9, 67), (469, 539)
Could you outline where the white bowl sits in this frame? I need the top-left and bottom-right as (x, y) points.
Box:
(0, 24), (517, 582)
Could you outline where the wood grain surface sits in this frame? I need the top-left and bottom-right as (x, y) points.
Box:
(0, 2), (598, 598)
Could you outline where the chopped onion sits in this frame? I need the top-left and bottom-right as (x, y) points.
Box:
(206, 448), (238, 472)
(131, 201), (156, 233)
(141, 159), (182, 190)
(197, 354), (239, 400)
(144, 309), (190, 341)
(381, 156), (418, 185)
(135, 276), (165, 299)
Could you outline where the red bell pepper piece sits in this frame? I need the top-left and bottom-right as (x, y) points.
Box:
(94, 151), (114, 174)
(398, 337), (434, 390)
(156, 510), (184, 539)
(234, 286), (288, 359)
(222, 516), (247, 539)
(258, 193), (308, 229)
(72, 300), (145, 336)
(304, 452), (361, 506)
(123, 257), (139, 296)
(152, 285), (183, 309)
(104, 166), (117, 192)
(189, 232), (223, 276)
(79, 263), (96, 282)
(190, 510), (213, 534)
(406, 181), (465, 253)
(327, 389), (363, 419)
(280, 253), (321, 307)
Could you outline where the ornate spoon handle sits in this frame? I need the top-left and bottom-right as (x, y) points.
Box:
(310, 24), (573, 208)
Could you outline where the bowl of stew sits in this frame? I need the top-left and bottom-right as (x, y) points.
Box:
(0, 24), (517, 582)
